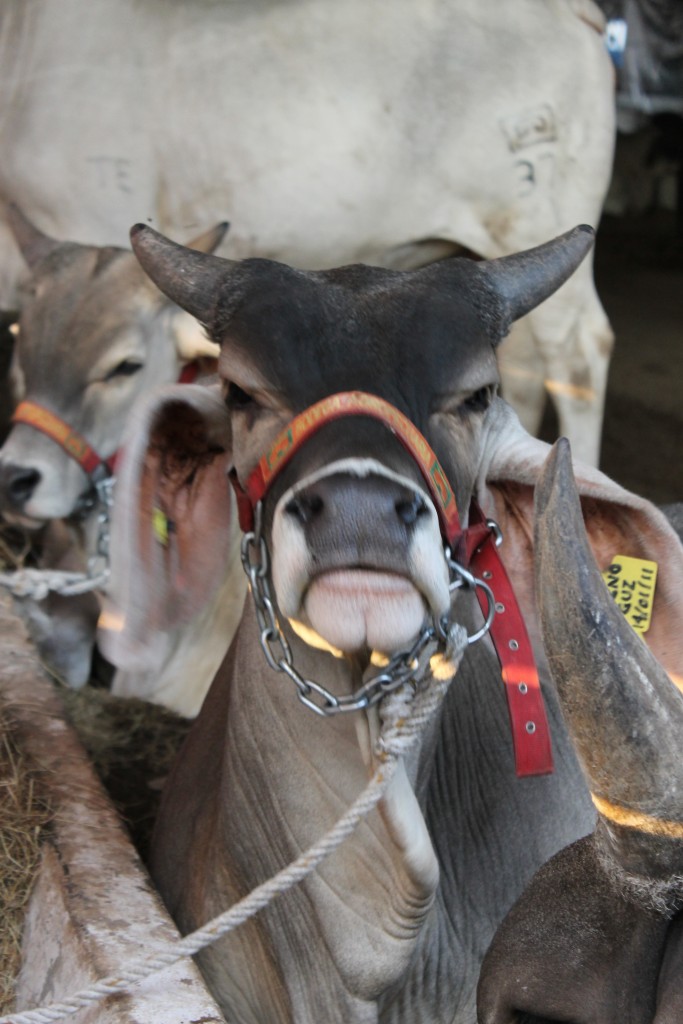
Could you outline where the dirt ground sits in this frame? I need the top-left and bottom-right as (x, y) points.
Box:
(541, 209), (682, 506)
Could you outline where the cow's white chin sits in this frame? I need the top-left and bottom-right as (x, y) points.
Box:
(304, 569), (427, 654)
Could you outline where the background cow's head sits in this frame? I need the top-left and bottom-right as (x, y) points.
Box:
(128, 223), (594, 660)
(0, 204), (226, 528)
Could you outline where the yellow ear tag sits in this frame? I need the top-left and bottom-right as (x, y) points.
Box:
(152, 506), (169, 546)
(602, 556), (658, 634)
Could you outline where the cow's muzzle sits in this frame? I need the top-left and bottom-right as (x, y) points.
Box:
(271, 458), (450, 652)
(232, 392), (499, 716)
(241, 498), (496, 716)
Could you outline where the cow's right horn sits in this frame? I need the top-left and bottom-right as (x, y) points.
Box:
(130, 224), (233, 326)
(478, 224), (595, 331)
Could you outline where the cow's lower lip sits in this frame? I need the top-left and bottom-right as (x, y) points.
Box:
(304, 569), (427, 654)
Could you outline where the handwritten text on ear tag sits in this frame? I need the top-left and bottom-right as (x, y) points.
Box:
(602, 556), (658, 634)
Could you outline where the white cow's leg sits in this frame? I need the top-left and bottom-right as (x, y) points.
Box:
(527, 276), (614, 467)
(497, 318), (547, 437)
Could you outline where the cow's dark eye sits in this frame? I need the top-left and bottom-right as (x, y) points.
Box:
(104, 359), (143, 381)
(463, 386), (493, 412)
(226, 381), (254, 410)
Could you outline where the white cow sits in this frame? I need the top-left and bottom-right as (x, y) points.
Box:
(0, 0), (616, 464)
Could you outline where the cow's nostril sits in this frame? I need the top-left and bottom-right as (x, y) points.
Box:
(1, 465), (41, 508)
(285, 493), (324, 525)
(395, 494), (428, 527)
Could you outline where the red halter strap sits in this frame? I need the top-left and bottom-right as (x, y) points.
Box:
(11, 400), (116, 482)
(230, 391), (553, 777)
(10, 360), (207, 483)
(233, 391), (461, 544)
(466, 502), (554, 776)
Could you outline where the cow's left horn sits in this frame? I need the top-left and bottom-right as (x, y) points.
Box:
(535, 438), (683, 879)
(130, 224), (234, 325)
(478, 225), (595, 333)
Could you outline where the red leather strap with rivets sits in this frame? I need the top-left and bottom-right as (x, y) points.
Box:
(468, 505), (553, 776)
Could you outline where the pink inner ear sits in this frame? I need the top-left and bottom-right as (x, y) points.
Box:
(138, 445), (234, 631)
(487, 480), (683, 687)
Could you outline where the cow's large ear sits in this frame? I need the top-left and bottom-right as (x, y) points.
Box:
(98, 384), (240, 673)
(534, 439), (683, 831)
(477, 441), (683, 1022)
(478, 402), (683, 685)
(5, 202), (61, 268)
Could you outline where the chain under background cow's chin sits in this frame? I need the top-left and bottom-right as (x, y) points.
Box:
(240, 500), (497, 718)
(0, 476), (115, 600)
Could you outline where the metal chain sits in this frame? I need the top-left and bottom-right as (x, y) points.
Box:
(0, 477), (115, 601)
(240, 501), (497, 717)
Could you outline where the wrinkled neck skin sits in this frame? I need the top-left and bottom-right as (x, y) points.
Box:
(153, 570), (593, 1024)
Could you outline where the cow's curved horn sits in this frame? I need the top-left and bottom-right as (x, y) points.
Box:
(535, 439), (683, 870)
(130, 224), (234, 325)
(477, 225), (595, 336)
(6, 202), (61, 268)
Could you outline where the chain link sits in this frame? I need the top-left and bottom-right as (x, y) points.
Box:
(240, 500), (498, 717)
(0, 477), (115, 601)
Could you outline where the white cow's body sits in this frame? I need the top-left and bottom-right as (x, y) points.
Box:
(0, 0), (615, 462)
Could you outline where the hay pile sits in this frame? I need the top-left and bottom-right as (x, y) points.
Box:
(0, 570), (192, 1014)
(0, 709), (52, 1015)
(60, 685), (191, 860)
(0, 683), (191, 1013)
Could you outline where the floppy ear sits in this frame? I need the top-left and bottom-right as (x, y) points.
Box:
(477, 401), (683, 684)
(477, 438), (683, 1023)
(99, 383), (238, 672)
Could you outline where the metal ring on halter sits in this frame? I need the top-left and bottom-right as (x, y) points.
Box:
(485, 518), (503, 548)
(435, 554), (497, 645)
(464, 576), (496, 644)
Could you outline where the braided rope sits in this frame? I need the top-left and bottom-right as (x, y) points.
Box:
(0, 568), (109, 600)
(2, 624), (466, 1024)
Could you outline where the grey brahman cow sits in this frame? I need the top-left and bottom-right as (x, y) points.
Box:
(109, 221), (682, 1022)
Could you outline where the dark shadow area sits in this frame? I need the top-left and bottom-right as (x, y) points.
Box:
(542, 209), (682, 505)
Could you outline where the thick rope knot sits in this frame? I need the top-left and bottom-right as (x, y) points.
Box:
(377, 622), (468, 760)
(0, 621), (467, 1024)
